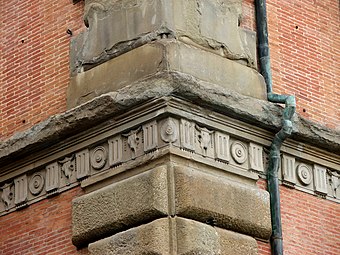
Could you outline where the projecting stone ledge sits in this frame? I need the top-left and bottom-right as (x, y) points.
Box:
(67, 40), (266, 109)
(72, 163), (271, 247)
(72, 166), (169, 247)
(174, 166), (271, 240)
(88, 217), (258, 255)
(1, 71), (339, 165)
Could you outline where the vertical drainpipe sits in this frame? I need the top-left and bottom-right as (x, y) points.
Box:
(255, 1), (296, 255)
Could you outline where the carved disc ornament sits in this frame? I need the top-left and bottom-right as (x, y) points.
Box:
(29, 173), (45, 195)
(161, 119), (178, 143)
(297, 164), (312, 185)
(231, 141), (247, 164)
(91, 146), (107, 170)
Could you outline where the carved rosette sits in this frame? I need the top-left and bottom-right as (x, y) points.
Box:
(1, 115), (339, 216)
(231, 141), (247, 164)
(297, 164), (312, 185)
(91, 146), (107, 170)
(29, 173), (45, 196)
(161, 118), (178, 143)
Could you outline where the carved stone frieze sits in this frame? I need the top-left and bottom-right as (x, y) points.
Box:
(76, 149), (90, 180)
(297, 164), (313, 186)
(249, 143), (264, 173)
(108, 136), (123, 167)
(196, 125), (214, 157)
(279, 153), (340, 199)
(313, 165), (328, 196)
(59, 155), (76, 185)
(143, 121), (158, 153)
(1, 101), (339, 216)
(46, 162), (60, 195)
(328, 170), (340, 199)
(0, 182), (14, 211)
(282, 155), (296, 187)
(123, 127), (142, 160)
(231, 141), (248, 165)
(91, 146), (107, 170)
(214, 131), (230, 163)
(29, 173), (45, 196)
(160, 118), (178, 144)
(180, 119), (195, 152)
(14, 175), (28, 209)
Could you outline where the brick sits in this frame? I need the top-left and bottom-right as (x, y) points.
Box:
(0, 1), (339, 255)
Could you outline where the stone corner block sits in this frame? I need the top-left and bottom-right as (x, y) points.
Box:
(174, 166), (272, 240)
(68, 41), (266, 109)
(88, 218), (170, 255)
(176, 217), (258, 255)
(72, 166), (169, 247)
(88, 217), (259, 255)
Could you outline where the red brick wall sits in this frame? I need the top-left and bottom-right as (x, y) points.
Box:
(1, 0), (339, 255)
(1, 182), (338, 255)
(242, 0), (339, 129)
(257, 179), (340, 255)
(280, 186), (340, 255)
(0, 187), (88, 255)
(1, 0), (338, 140)
(0, 0), (84, 140)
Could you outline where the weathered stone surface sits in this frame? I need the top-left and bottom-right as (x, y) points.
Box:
(166, 42), (265, 100)
(176, 217), (220, 255)
(72, 166), (168, 247)
(68, 41), (266, 108)
(174, 166), (272, 240)
(176, 217), (258, 255)
(88, 217), (258, 255)
(73, 0), (254, 71)
(88, 218), (170, 255)
(1, 72), (339, 165)
(68, 43), (165, 108)
(216, 227), (259, 255)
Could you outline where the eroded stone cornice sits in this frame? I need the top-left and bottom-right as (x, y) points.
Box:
(1, 72), (339, 165)
(0, 81), (339, 215)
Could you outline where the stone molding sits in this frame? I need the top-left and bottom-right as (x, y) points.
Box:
(0, 72), (340, 161)
(0, 97), (339, 216)
(72, 165), (271, 247)
(1, 73), (338, 164)
(68, 41), (266, 109)
(87, 217), (259, 255)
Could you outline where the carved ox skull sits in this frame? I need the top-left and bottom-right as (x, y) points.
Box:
(196, 125), (214, 157)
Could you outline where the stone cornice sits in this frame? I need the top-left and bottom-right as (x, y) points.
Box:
(1, 72), (339, 165)
(0, 79), (339, 215)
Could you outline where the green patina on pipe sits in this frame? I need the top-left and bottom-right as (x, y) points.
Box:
(255, 1), (296, 255)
